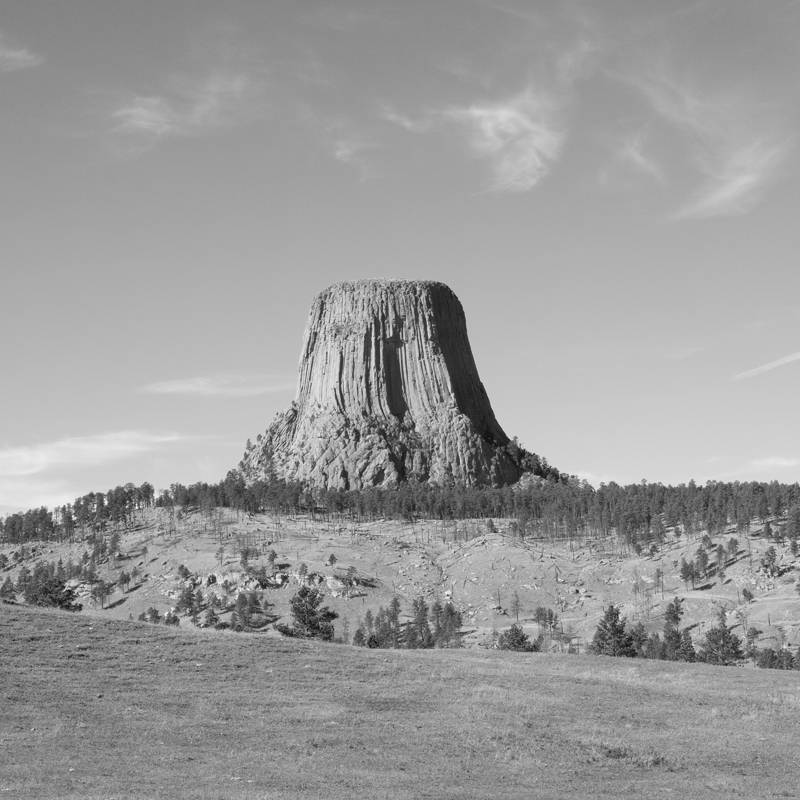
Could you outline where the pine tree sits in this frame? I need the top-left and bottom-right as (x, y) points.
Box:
(662, 597), (683, 660)
(408, 597), (434, 648)
(744, 626), (762, 662)
(497, 624), (537, 652)
(15, 565), (31, 595)
(644, 632), (663, 659)
(204, 607), (219, 628)
(629, 622), (648, 657)
(0, 576), (16, 600)
(699, 608), (743, 665)
(25, 576), (82, 611)
(762, 546), (778, 577)
(176, 586), (195, 614)
(679, 559), (695, 589)
(279, 586), (337, 640)
(694, 548), (709, 580)
(678, 629), (696, 662)
(590, 604), (635, 657)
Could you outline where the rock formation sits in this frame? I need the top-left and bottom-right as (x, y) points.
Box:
(242, 280), (530, 489)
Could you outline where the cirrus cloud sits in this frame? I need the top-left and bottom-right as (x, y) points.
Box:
(443, 89), (565, 192)
(0, 31), (44, 72)
(140, 373), (294, 398)
(111, 72), (253, 151)
(0, 431), (184, 479)
(624, 69), (792, 219)
(734, 351), (800, 380)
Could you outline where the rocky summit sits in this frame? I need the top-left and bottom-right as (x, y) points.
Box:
(242, 280), (528, 489)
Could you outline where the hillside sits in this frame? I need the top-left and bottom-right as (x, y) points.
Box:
(2, 507), (799, 653)
(1, 602), (797, 799)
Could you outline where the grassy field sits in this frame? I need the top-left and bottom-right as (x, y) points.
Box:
(1, 603), (798, 799)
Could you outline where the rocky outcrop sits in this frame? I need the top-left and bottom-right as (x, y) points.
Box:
(242, 280), (527, 489)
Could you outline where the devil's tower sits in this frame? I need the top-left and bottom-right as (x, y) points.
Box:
(242, 280), (528, 489)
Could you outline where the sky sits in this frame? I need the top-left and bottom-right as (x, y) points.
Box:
(2, 0), (800, 513)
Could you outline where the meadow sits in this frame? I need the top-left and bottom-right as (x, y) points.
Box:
(2, 602), (797, 799)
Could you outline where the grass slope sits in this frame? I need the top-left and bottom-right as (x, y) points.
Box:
(4, 508), (798, 651)
(1, 603), (797, 799)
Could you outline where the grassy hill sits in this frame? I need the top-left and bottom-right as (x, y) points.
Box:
(2, 602), (798, 799)
(3, 508), (798, 652)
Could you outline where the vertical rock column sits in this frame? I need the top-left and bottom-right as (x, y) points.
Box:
(243, 280), (524, 489)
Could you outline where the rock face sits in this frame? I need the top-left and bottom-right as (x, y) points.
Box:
(243, 280), (526, 489)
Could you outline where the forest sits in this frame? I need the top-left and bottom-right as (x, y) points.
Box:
(3, 472), (800, 551)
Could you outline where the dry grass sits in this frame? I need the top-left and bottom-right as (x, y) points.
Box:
(1, 602), (797, 799)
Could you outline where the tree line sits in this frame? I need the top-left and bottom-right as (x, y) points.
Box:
(4, 473), (800, 550)
(1, 482), (155, 543)
(590, 600), (800, 672)
(350, 595), (463, 649)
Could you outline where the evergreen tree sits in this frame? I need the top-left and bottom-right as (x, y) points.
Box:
(279, 586), (338, 640)
(644, 632), (663, 659)
(388, 596), (402, 647)
(662, 597), (684, 660)
(679, 559), (695, 589)
(497, 623), (538, 652)
(15, 565), (31, 595)
(91, 580), (114, 608)
(762, 546), (778, 577)
(699, 608), (743, 665)
(716, 543), (726, 572)
(407, 597), (434, 649)
(694, 548), (709, 580)
(744, 626), (762, 662)
(0, 575), (15, 600)
(204, 607), (219, 628)
(235, 592), (250, 626)
(629, 622), (648, 657)
(678, 629), (696, 662)
(24, 575), (82, 611)
(590, 604), (635, 657)
(176, 585), (196, 614)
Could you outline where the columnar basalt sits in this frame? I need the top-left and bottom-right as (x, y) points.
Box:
(242, 280), (527, 489)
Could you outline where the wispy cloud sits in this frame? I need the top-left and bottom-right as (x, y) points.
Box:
(664, 344), (704, 361)
(750, 456), (800, 470)
(141, 374), (294, 398)
(111, 72), (251, 150)
(330, 131), (378, 180)
(556, 36), (601, 85)
(617, 131), (665, 182)
(0, 477), (75, 515)
(627, 70), (791, 218)
(676, 138), (789, 219)
(379, 104), (433, 134)
(0, 31), (44, 72)
(734, 351), (800, 380)
(0, 431), (182, 480)
(443, 89), (565, 192)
